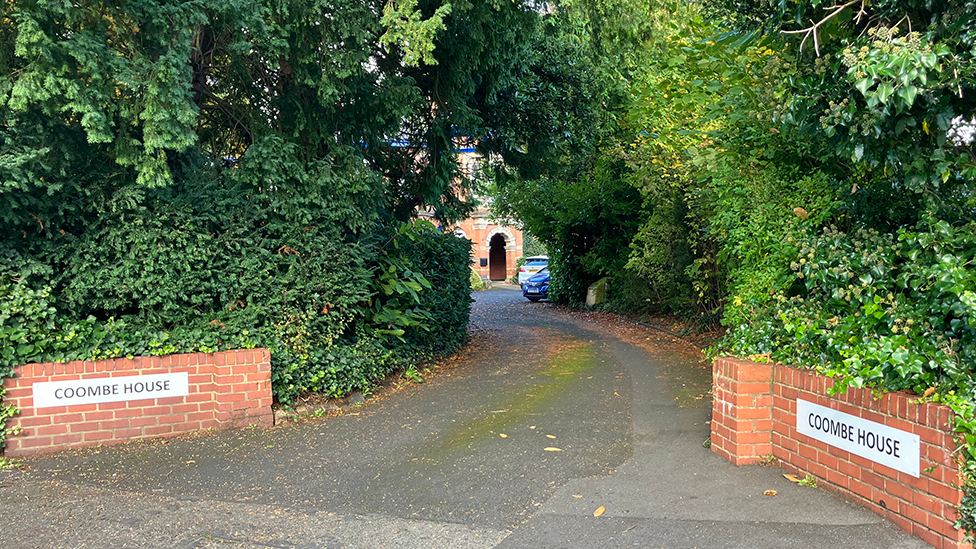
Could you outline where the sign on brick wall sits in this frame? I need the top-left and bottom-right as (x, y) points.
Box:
(33, 373), (189, 408)
(796, 398), (920, 477)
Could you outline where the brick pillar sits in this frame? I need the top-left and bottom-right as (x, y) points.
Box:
(711, 357), (774, 465)
(213, 349), (274, 429)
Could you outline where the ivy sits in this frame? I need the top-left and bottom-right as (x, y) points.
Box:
(721, 222), (976, 535)
(763, 0), (976, 191)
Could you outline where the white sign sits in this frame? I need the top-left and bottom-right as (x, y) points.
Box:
(796, 399), (920, 477)
(33, 372), (189, 409)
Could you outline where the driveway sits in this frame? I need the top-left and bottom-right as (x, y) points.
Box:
(0, 286), (928, 548)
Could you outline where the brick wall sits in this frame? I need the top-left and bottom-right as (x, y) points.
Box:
(711, 357), (969, 549)
(2, 349), (274, 457)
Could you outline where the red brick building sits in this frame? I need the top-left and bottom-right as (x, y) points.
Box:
(450, 210), (523, 281)
(418, 148), (523, 281)
(449, 148), (523, 281)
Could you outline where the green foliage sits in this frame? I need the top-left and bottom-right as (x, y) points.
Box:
(722, 222), (976, 532)
(0, 0), (522, 447)
(371, 220), (473, 354)
(482, 1), (658, 307)
(274, 339), (400, 405)
(685, 1), (976, 531)
(0, 261), (57, 372)
(470, 268), (487, 291)
(480, 8), (615, 183)
(401, 364), (424, 383)
(0, 386), (19, 450)
(522, 233), (548, 258)
(380, 0), (453, 67)
(726, 223), (976, 393)
(0, 195), (473, 413)
(691, 130), (843, 324)
(500, 157), (643, 306)
(759, 0), (976, 192)
(367, 223), (438, 341)
(623, 191), (694, 314)
(272, 220), (471, 403)
(798, 475), (818, 488)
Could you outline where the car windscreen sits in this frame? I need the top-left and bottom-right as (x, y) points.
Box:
(525, 260), (547, 266)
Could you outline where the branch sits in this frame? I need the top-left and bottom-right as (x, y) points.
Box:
(781, 0), (868, 56)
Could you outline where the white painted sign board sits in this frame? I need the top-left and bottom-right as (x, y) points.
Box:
(796, 398), (920, 477)
(33, 372), (189, 409)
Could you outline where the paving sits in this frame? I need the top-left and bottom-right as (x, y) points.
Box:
(0, 286), (929, 548)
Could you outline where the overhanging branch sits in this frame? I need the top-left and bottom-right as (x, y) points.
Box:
(781, 0), (868, 57)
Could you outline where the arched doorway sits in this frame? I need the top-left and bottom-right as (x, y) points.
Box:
(489, 233), (507, 280)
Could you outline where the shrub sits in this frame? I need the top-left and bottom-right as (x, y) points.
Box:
(622, 193), (694, 315)
(391, 221), (473, 355)
(724, 222), (976, 395)
(721, 220), (976, 532)
(471, 268), (487, 290)
(273, 220), (473, 403)
(0, 164), (473, 441)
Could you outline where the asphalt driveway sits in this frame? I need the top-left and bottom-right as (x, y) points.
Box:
(0, 286), (929, 548)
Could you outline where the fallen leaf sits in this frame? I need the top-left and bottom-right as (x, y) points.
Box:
(573, 495), (583, 499)
(614, 392), (620, 397)
(544, 447), (563, 452)
(783, 474), (800, 483)
(593, 506), (606, 517)
(764, 490), (777, 496)
(499, 434), (508, 438)
(923, 387), (937, 399)
(546, 435), (556, 439)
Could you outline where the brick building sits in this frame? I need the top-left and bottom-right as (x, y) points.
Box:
(455, 148), (522, 281)
(450, 209), (523, 281)
(422, 146), (524, 281)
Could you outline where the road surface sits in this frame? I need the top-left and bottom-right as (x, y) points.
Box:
(0, 286), (928, 548)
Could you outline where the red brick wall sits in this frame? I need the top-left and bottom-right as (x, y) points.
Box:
(711, 357), (969, 549)
(2, 349), (274, 457)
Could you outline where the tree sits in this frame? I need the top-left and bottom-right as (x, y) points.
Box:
(0, 0), (545, 406)
(753, 0), (976, 207)
(480, 1), (653, 304)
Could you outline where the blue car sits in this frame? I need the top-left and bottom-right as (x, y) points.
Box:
(522, 267), (550, 302)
